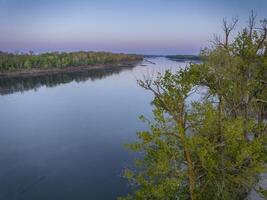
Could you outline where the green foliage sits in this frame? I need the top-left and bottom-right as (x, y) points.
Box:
(120, 15), (267, 200)
(0, 51), (142, 71)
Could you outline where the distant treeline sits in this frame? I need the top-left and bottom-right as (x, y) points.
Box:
(166, 55), (200, 60)
(0, 51), (142, 71)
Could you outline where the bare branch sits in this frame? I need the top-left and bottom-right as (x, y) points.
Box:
(222, 17), (238, 47)
(256, 18), (267, 51)
(248, 10), (257, 39)
(209, 33), (223, 47)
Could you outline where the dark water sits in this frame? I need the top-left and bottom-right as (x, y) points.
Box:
(0, 57), (193, 200)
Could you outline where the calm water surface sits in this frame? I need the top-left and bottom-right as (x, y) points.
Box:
(0, 57), (196, 200)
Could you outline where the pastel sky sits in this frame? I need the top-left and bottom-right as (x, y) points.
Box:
(0, 0), (266, 55)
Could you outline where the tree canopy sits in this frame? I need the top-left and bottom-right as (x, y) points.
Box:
(120, 13), (267, 200)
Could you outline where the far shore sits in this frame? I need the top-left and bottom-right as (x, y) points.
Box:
(0, 60), (141, 79)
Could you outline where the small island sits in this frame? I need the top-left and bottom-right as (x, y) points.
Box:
(166, 54), (200, 61)
(0, 51), (143, 78)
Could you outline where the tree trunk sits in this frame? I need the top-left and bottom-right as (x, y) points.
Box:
(177, 102), (196, 200)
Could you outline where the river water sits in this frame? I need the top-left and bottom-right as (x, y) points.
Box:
(0, 57), (197, 200)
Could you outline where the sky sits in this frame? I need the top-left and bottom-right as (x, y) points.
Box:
(0, 0), (266, 55)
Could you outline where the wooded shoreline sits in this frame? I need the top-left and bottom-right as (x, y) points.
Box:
(0, 60), (141, 78)
(0, 50), (143, 78)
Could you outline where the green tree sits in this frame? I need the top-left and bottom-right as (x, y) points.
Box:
(24, 59), (32, 69)
(120, 14), (267, 200)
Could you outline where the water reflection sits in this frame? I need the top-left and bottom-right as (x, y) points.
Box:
(0, 66), (135, 95)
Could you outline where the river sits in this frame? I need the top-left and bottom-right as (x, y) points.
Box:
(0, 57), (197, 200)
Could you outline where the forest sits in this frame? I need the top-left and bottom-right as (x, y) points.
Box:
(0, 51), (142, 71)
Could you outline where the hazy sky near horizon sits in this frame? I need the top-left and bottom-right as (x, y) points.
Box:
(0, 0), (266, 55)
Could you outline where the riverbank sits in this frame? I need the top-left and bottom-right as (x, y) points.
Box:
(0, 60), (142, 78)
